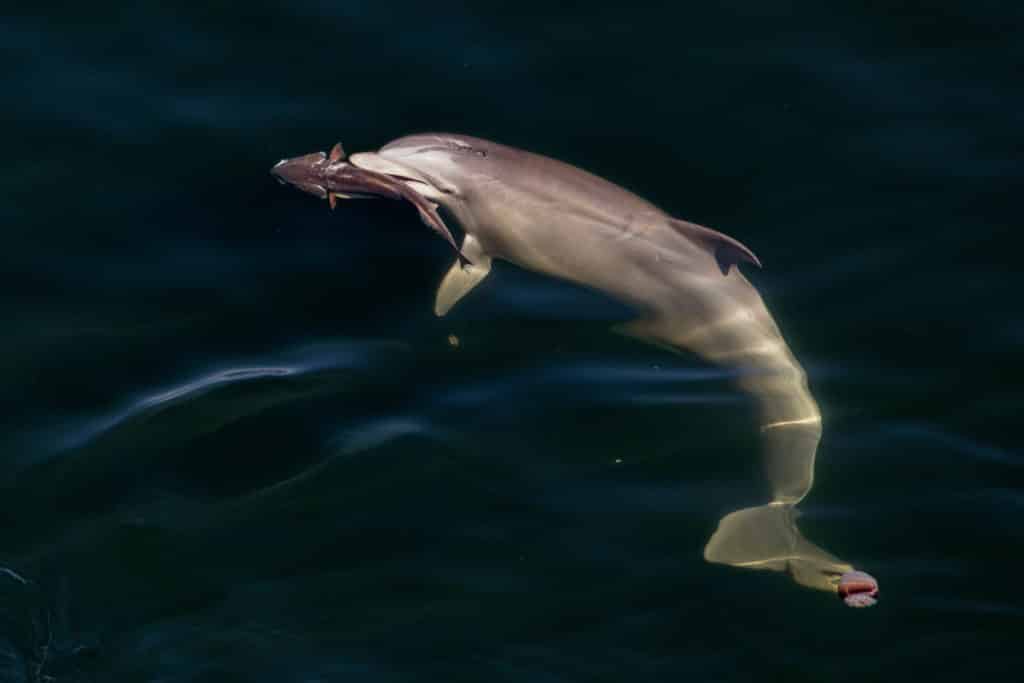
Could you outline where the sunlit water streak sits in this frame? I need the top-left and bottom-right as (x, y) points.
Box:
(47, 340), (406, 457)
(438, 359), (747, 408)
(832, 421), (1023, 466)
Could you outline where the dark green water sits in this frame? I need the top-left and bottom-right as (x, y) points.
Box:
(3, 2), (1021, 680)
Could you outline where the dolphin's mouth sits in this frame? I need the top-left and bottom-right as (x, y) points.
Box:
(294, 148), (468, 265)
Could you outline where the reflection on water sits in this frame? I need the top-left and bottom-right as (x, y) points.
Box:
(56, 367), (297, 454)
(49, 341), (405, 456)
(0, 568), (29, 586)
(140, 367), (296, 407)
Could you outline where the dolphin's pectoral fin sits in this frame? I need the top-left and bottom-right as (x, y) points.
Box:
(670, 218), (762, 275)
(435, 235), (491, 316)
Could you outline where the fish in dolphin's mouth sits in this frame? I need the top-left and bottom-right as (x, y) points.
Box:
(838, 571), (880, 607)
(271, 143), (469, 264)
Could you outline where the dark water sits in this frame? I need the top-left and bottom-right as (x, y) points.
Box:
(3, 2), (1021, 680)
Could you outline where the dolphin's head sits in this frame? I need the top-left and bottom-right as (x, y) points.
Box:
(369, 134), (497, 193)
(271, 150), (330, 199)
(273, 135), (494, 207)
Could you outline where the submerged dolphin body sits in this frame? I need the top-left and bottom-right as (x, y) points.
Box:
(272, 134), (879, 606)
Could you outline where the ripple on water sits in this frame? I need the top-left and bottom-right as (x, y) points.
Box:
(47, 340), (407, 457)
(832, 421), (1022, 467)
(439, 359), (745, 409)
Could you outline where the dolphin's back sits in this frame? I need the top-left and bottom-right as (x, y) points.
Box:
(381, 135), (764, 304)
(382, 133), (661, 216)
(383, 134), (758, 274)
(386, 138), (709, 292)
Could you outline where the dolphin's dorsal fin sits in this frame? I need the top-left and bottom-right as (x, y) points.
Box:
(670, 218), (762, 275)
(435, 234), (492, 316)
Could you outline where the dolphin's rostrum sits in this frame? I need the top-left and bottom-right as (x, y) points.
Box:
(272, 133), (879, 607)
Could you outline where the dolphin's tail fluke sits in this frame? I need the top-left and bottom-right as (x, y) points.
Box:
(703, 503), (853, 593)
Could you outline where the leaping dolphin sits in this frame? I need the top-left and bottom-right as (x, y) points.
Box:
(271, 133), (879, 607)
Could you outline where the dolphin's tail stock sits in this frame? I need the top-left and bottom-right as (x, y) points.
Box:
(622, 275), (879, 605)
(701, 380), (882, 606)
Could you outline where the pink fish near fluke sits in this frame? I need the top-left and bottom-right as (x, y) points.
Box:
(839, 571), (880, 608)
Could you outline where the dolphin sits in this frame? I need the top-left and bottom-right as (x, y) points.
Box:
(272, 133), (879, 607)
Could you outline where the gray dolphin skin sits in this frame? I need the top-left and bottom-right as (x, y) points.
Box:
(272, 133), (879, 607)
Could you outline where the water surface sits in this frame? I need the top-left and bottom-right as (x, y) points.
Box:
(2, 2), (1021, 680)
